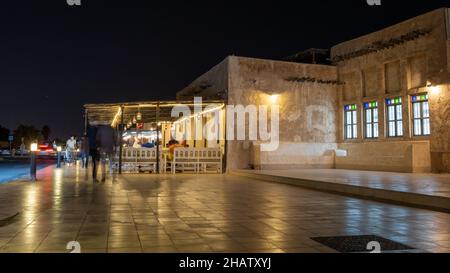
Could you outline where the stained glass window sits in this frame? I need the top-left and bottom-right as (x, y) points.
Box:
(411, 94), (430, 136)
(364, 101), (378, 139)
(344, 104), (358, 139)
(386, 97), (403, 137)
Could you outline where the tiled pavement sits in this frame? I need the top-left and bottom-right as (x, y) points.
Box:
(232, 169), (450, 211)
(235, 169), (450, 198)
(0, 165), (449, 253)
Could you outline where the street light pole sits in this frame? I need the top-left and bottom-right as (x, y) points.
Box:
(30, 143), (38, 182)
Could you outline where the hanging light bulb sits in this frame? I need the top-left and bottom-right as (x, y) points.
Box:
(136, 107), (142, 121)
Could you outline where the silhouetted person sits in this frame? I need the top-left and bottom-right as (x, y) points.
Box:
(95, 124), (116, 182)
(80, 134), (89, 168)
(87, 125), (99, 181)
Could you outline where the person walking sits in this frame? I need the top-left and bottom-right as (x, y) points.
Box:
(66, 136), (77, 165)
(80, 134), (89, 168)
(20, 142), (26, 156)
(95, 124), (116, 182)
(87, 125), (99, 181)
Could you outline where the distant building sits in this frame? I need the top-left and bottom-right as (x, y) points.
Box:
(177, 7), (450, 173)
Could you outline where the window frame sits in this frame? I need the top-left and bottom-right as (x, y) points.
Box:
(386, 97), (403, 138)
(411, 94), (430, 137)
(344, 104), (358, 140)
(363, 101), (379, 139)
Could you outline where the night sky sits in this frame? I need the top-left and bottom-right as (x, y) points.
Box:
(0, 0), (448, 139)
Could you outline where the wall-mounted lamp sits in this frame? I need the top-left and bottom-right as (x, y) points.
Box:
(270, 94), (279, 104)
(427, 81), (441, 94)
(430, 85), (440, 94)
(261, 90), (282, 105)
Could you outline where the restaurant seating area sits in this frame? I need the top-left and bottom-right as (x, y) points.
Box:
(85, 100), (226, 175)
(112, 147), (223, 174)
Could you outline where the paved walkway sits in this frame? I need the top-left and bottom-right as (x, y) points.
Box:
(236, 169), (450, 198)
(232, 169), (450, 211)
(0, 165), (449, 253)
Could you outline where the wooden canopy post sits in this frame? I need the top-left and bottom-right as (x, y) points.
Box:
(156, 103), (161, 174)
(118, 106), (124, 174)
(84, 109), (88, 137)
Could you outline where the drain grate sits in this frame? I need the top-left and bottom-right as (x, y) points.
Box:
(311, 235), (415, 253)
(0, 212), (20, 228)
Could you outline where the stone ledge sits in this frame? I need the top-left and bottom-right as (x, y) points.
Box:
(230, 170), (450, 213)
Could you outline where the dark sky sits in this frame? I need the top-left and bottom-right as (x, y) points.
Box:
(0, 0), (448, 139)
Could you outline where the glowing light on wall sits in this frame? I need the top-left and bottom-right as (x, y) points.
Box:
(430, 86), (440, 94)
(270, 94), (279, 104)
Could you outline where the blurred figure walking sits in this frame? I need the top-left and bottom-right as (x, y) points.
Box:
(95, 124), (116, 182)
(80, 134), (89, 168)
(87, 124), (98, 181)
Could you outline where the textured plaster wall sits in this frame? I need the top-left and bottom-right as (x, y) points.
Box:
(429, 84), (450, 172)
(332, 8), (450, 173)
(226, 56), (338, 170)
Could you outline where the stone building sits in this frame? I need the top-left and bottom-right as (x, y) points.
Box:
(177, 7), (450, 173)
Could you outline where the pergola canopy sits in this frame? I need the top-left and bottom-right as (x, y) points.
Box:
(84, 100), (225, 128)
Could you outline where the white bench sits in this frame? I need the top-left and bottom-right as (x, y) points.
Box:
(198, 148), (222, 173)
(137, 148), (158, 173)
(167, 148), (222, 174)
(113, 148), (158, 173)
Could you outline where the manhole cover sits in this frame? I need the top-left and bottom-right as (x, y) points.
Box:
(311, 235), (415, 253)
